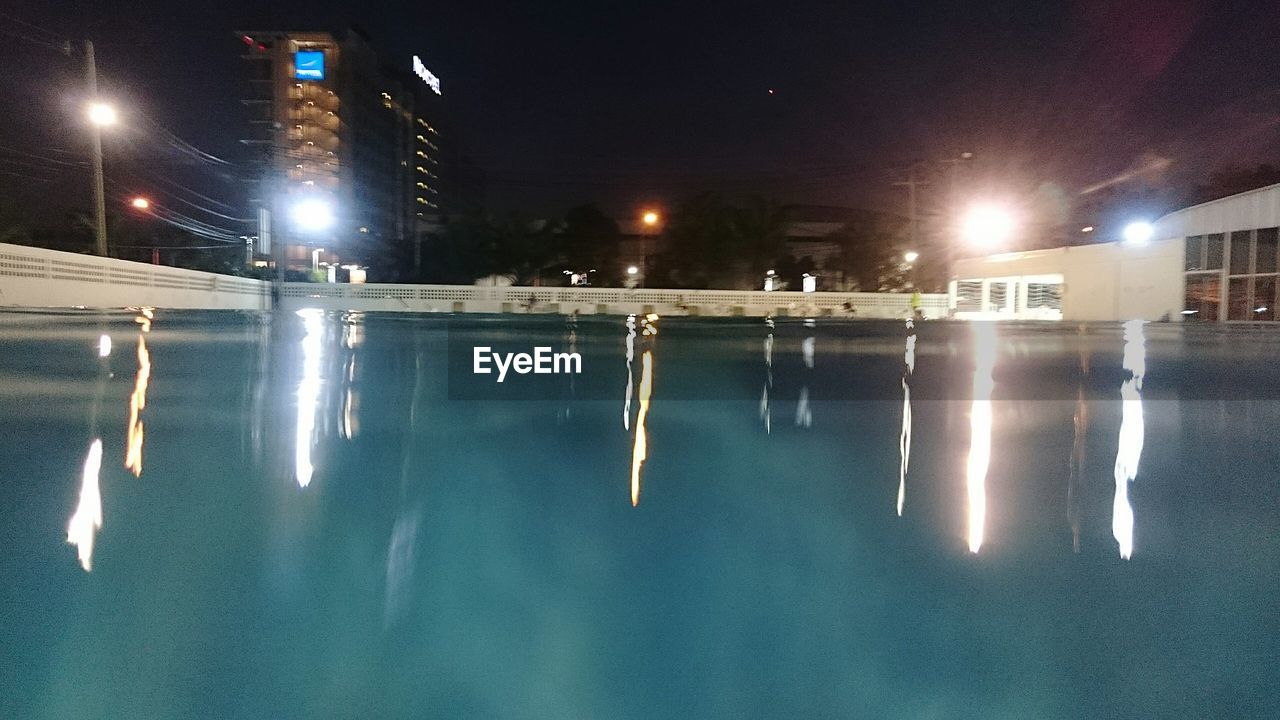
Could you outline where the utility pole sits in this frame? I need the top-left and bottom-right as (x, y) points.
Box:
(892, 162), (929, 261)
(85, 40), (109, 257)
(939, 152), (973, 286)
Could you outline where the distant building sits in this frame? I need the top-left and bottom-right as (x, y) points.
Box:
(236, 28), (479, 280)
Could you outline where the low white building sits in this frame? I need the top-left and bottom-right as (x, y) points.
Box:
(948, 182), (1280, 322)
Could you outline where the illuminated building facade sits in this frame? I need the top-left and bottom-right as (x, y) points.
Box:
(237, 28), (470, 280)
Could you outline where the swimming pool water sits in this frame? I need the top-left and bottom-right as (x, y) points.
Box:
(1, 310), (1277, 718)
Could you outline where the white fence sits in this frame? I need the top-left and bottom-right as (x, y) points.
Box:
(281, 282), (948, 318)
(0, 242), (270, 311)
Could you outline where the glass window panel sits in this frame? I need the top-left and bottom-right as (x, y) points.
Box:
(1206, 233), (1224, 270)
(989, 282), (1007, 311)
(1229, 230), (1252, 275)
(1184, 235), (1203, 271)
(1026, 283), (1062, 310)
(1256, 228), (1278, 275)
(956, 281), (981, 310)
(1185, 274), (1219, 321)
(1227, 277), (1251, 320)
(1253, 276), (1277, 321)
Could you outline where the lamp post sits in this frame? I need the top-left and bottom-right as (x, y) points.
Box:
(640, 210), (660, 288)
(85, 41), (114, 257)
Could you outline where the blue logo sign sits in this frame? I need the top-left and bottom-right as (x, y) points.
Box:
(295, 51), (325, 81)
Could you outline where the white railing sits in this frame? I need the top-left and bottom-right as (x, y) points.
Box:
(281, 282), (949, 318)
(0, 242), (270, 311)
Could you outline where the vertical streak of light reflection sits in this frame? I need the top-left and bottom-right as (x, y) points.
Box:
(967, 323), (997, 553)
(1068, 325), (1090, 553)
(761, 317), (774, 433)
(629, 314), (659, 506)
(622, 315), (636, 430)
(124, 328), (151, 477)
(295, 309), (324, 487)
(631, 351), (653, 507)
(1112, 320), (1146, 559)
(795, 328), (814, 428)
(67, 439), (104, 572)
(898, 319), (916, 516)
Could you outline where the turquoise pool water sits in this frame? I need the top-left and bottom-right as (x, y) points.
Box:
(1, 310), (1277, 718)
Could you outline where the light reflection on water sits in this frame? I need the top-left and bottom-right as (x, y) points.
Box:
(294, 308), (324, 487)
(628, 314), (659, 506)
(966, 322), (997, 553)
(10, 311), (1280, 717)
(66, 438), (103, 572)
(897, 318), (915, 517)
(1112, 319), (1146, 559)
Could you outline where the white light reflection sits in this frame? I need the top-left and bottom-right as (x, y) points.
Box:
(898, 318), (916, 516)
(761, 317), (774, 433)
(629, 315), (659, 506)
(97, 334), (111, 357)
(967, 323), (997, 553)
(795, 334), (814, 427)
(67, 439), (104, 572)
(339, 314), (363, 440)
(1112, 319), (1146, 559)
(622, 315), (636, 430)
(295, 309), (325, 487)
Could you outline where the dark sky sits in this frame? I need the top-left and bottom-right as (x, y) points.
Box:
(2, 0), (1278, 224)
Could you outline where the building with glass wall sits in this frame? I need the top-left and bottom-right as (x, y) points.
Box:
(948, 183), (1280, 322)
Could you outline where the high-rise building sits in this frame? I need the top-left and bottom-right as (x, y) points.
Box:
(236, 27), (476, 281)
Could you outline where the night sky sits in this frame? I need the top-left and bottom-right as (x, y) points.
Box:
(2, 0), (1278, 224)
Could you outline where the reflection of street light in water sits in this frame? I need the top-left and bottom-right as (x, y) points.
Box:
(898, 318), (916, 516)
(967, 323), (997, 553)
(629, 314), (659, 506)
(1112, 319), (1146, 559)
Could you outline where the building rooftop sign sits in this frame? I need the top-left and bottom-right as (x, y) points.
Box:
(412, 55), (442, 95)
(295, 50), (325, 81)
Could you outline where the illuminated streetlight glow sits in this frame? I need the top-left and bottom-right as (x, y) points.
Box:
(1122, 221), (1153, 246)
(904, 250), (919, 264)
(88, 103), (117, 126)
(961, 204), (1016, 247)
(130, 197), (150, 210)
(626, 265), (639, 275)
(642, 211), (659, 226)
(292, 198), (335, 232)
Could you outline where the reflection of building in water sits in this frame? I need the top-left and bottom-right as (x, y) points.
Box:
(622, 315), (637, 430)
(67, 439), (104, 572)
(898, 318), (915, 516)
(1067, 325), (1090, 553)
(295, 309), (325, 487)
(628, 314), (659, 506)
(339, 312), (363, 439)
(795, 322), (814, 428)
(1112, 319), (1146, 559)
(967, 323), (997, 553)
(760, 317), (774, 433)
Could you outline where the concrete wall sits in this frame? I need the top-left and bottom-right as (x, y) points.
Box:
(280, 283), (948, 318)
(952, 238), (1183, 321)
(0, 243), (270, 310)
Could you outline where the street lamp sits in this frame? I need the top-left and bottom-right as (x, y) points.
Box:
(291, 198), (335, 232)
(961, 204), (1016, 248)
(639, 209), (661, 288)
(88, 103), (117, 126)
(130, 197), (150, 210)
(903, 250), (919, 264)
(1122, 221), (1153, 246)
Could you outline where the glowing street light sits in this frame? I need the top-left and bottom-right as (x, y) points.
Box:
(130, 197), (150, 210)
(626, 265), (639, 275)
(961, 204), (1016, 248)
(1122, 221), (1153, 246)
(291, 198), (335, 233)
(642, 211), (660, 226)
(903, 250), (919, 264)
(88, 103), (117, 126)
